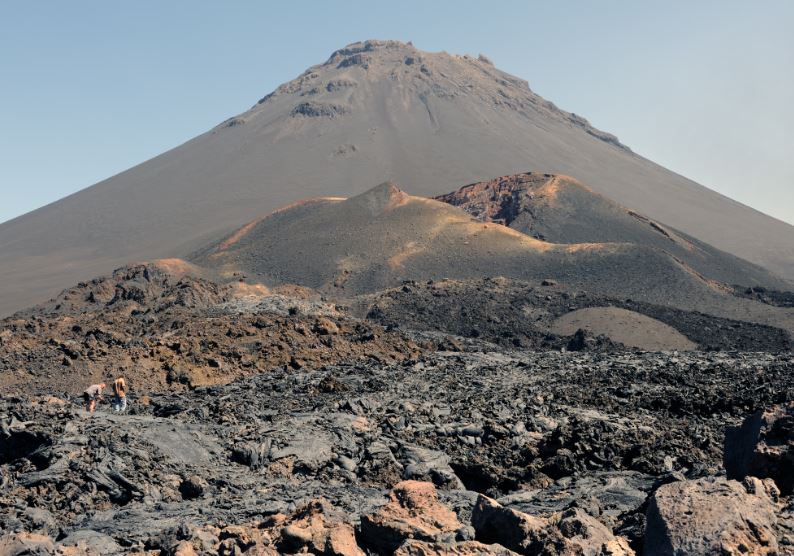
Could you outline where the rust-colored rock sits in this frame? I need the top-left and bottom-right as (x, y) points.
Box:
(171, 541), (198, 556)
(743, 476), (780, 503)
(554, 510), (634, 556)
(435, 173), (580, 227)
(360, 480), (464, 553)
(314, 317), (340, 335)
(644, 477), (778, 556)
(272, 498), (364, 556)
(0, 262), (420, 396)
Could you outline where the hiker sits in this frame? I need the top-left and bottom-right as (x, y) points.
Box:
(83, 382), (106, 412)
(111, 377), (128, 413)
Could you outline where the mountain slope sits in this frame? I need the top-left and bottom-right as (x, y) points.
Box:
(436, 173), (789, 289)
(1, 39), (792, 315)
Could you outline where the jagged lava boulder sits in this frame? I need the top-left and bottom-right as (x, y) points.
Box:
(725, 402), (794, 495)
(471, 494), (634, 555)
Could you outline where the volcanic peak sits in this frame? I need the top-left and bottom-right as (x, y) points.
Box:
(324, 39), (418, 66)
(252, 39), (627, 150)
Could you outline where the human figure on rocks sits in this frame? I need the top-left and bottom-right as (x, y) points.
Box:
(111, 377), (127, 413)
(83, 383), (106, 413)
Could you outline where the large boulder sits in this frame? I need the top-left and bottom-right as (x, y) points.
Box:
(359, 480), (466, 553)
(725, 402), (794, 494)
(644, 477), (778, 555)
(471, 494), (634, 555)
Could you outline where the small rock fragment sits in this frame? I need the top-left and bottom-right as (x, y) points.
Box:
(179, 475), (208, 500)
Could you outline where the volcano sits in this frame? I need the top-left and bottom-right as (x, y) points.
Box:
(190, 181), (794, 334)
(1, 39), (792, 315)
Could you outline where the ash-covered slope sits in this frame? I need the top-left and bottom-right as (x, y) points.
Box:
(191, 182), (794, 332)
(436, 173), (789, 289)
(1, 39), (792, 316)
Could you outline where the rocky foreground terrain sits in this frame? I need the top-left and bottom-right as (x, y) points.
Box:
(2, 341), (794, 553)
(2, 261), (794, 554)
(1, 261), (790, 399)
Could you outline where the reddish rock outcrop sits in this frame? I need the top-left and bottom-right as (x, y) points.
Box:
(158, 500), (363, 555)
(359, 480), (465, 553)
(0, 262), (420, 396)
(644, 477), (778, 555)
(270, 499), (363, 556)
(171, 541), (199, 556)
(435, 173), (567, 227)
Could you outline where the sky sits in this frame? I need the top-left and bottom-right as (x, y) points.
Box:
(1, 1), (792, 226)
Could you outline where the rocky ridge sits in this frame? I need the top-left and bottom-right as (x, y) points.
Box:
(0, 262), (421, 396)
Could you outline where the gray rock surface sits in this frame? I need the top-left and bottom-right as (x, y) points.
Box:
(1, 348), (794, 552)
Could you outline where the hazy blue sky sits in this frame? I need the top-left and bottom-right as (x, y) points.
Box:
(1, 1), (792, 225)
